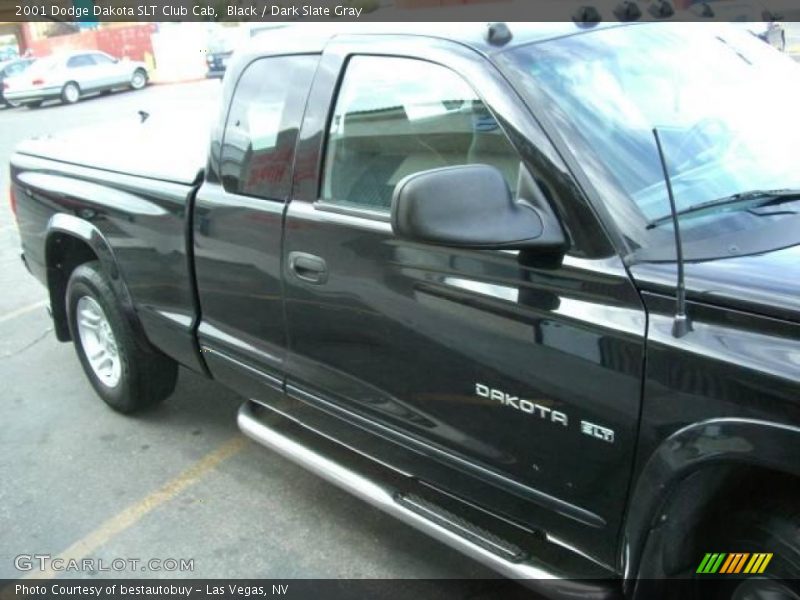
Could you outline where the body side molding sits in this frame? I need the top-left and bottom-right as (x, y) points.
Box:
(238, 401), (620, 599)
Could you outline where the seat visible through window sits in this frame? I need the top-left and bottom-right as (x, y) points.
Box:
(322, 56), (522, 211)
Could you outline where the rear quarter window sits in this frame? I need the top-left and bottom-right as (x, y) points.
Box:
(220, 55), (318, 200)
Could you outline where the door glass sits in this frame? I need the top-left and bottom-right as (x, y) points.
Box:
(220, 55), (318, 200)
(322, 56), (522, 211)
(91, 53), (115, 65)
(67, 55), (95, 68)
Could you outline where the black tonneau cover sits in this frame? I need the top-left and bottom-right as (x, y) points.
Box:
(15, 111), (210, 186)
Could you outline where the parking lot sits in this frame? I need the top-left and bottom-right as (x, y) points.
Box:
(0, 81), (531, 596)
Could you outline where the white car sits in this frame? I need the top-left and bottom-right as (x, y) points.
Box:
(3, 51), (148, 108)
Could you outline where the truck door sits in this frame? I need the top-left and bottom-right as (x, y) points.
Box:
(280, 37), (647, 566)
(193, 54), (318, 402)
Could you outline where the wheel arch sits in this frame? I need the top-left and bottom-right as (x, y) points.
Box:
(45, 213), (136, 341)
(622, 418), (800, 590)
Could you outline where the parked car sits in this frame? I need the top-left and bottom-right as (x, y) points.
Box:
(205, 28), (236, 78)
(206, 23), (285, 79)
(3, 51), (148, 108)
(206, 24), (286, 79)
(205, 47), (233, 79)
(0, 45), (19, 61)
(9, 22), (800, 598)
(0, 57), (34, 107)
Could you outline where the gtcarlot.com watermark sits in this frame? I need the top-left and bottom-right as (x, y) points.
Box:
(15, 554), (195, 573)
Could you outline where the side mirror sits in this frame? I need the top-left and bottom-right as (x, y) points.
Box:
(391, 164), (565, 250)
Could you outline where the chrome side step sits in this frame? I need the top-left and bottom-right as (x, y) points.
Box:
(396, 492), (526, 562)
(238, 401), (619, 600)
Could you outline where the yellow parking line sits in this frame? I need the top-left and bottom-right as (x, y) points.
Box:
(22, 435), (247, 580)
(0, 301), (48, 325)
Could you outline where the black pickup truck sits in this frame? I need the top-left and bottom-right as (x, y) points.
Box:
(9, 22), (800, 599)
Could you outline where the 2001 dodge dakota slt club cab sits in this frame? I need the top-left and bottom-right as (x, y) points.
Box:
(9, 21), (800, 599)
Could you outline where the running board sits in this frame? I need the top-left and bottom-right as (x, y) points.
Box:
(238, 401), (619, 599)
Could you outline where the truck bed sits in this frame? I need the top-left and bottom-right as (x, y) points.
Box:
(14, 111), (209, 185)
(10, 110), (211, 374)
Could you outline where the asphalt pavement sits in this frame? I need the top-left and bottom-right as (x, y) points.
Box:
(0, 81), (528, 596)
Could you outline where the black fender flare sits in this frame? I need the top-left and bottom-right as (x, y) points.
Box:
(622, 418), (800, 585)
(44, 213), (138, 339)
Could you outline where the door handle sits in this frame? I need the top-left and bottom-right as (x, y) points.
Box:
(288, 252), (328, 284)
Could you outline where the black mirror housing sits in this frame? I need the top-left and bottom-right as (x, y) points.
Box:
(391, 165), (565, 251)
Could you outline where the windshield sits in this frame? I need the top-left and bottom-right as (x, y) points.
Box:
(504, 23), (800, 257)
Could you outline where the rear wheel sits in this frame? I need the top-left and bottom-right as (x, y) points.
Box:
(66, 261), (178, 413)
(130, 69), (147, 90)
(61, 81), (80, 104)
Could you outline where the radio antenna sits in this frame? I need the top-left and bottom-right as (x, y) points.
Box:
(652, 128), (692, 338)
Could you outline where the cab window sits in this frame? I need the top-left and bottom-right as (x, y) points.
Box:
(91, 53), (115, 65)
(321, 56), (522, 212)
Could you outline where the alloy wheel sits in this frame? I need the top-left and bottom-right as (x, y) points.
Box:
(76, 296), (121, 388)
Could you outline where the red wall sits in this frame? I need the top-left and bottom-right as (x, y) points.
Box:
(28, 24), (156, 62)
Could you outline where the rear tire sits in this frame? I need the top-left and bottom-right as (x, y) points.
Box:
(61, 81), (80, 104)
(66, 261), (178, 413)
(130, 69), (147, 90)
